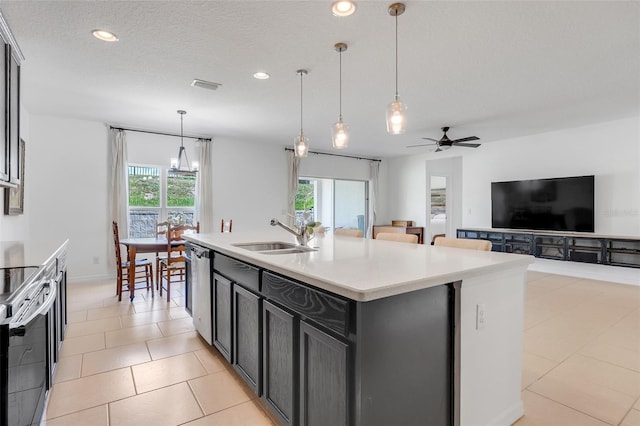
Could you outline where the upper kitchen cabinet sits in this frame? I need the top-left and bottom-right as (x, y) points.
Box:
(0, 12), (24, 189)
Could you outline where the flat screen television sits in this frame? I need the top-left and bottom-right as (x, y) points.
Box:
(491, 175), (594, 232)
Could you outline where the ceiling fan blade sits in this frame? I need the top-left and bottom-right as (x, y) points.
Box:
(451, 136), (480, 143)
(406, 143), (436, 148)
(421, 138), (440, 142)
(452, 142), (481, 148)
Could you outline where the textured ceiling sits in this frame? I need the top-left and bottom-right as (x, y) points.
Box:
(1, 0), (638, 157)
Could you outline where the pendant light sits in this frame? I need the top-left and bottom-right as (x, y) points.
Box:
(386, 2), (408, 135)
(169, 110), (197, 175)
(332, 42), (349, 149)
(294, 69), (309, 158)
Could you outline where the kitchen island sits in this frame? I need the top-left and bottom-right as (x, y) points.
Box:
(183, 230), (533, 426)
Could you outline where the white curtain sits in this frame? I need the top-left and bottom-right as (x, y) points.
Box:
(110, 129), (129, 238)
(367, 161), (380, 238)
(287, 150), (300, 226)
(196, 138), (214, 233)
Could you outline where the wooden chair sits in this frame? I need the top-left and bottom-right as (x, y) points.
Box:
(112, 221), (154, 301)
(334, 228), (363, 238)
(221, 219), (233, 232)
(376, 232), (419, 244)
(155, 221), (170, 287)
(158, 222), (200, 302)
(433, 236), (492, 251)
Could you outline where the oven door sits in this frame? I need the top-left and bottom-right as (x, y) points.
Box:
(3, 280), (56, 426)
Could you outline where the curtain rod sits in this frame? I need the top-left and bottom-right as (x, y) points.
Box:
(284, 147), (381, 163)
(109, 125), (212, 142)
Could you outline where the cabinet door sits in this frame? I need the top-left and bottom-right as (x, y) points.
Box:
(212, 273), (232, 362)
(232, 284), (261, 394)
(263, 301), (297, 426)
(300, 321), (349, 426)
(7, 47), (18, 185)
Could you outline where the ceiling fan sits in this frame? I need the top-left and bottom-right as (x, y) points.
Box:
(407, 126), (481, 152)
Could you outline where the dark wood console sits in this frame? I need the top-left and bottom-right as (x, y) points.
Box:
(457, 228), (640, 268)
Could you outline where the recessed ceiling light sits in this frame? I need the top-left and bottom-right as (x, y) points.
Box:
(253, 72), (270, 80)
(92, 29), (118, 42)
(332, 1), (356, 17)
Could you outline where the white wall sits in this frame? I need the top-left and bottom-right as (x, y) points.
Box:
(384, 117), (640, 238)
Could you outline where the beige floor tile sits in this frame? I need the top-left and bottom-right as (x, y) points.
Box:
(67, 299), (105, 312)
(132, 352), (208, 393)
(523, 305), (556, 330)
(146, 330), (207, 360)
(514, 390), (609, 426)
(527, 274), (580, 290)
(41, 405), (109, 426)
(66, 310), (87, 324)
(636, 398), (640, 410)
(59, 332), (105, 358)
(86, 303), (136, 321)
(194, 348), (227, 374)
(168, 306), (191, 319)
(65, 316), (122, 339)
(526, 285), (597, 315)
(529, 355), (639, 424)
(521, 352), (558, 389)
(53, 354), (82, 383)
(189, 369), (254, 415)
(45, 368), (136, 419)
(120, 309), (172, 328)
(523, 327), (591, 362)
(580, 339), (640, 372)
(182, 400), (274, 426)
(109, 382), (203, 426)
(157, 316), (196, 336)
(132, 296), (177, 313)
(526, 271), (552, 283)
(105, 323), (163, 348)
(81, 342), (151, 376)
(621, 409), (640, 426)
(172, 295), (186, 307)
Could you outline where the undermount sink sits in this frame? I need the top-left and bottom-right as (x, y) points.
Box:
(232, 241), (317, 254)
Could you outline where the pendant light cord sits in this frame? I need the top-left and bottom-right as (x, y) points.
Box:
(339, 48), (343, 120)
(394, 12), (399, 99)
(299, 71), (304, 135)
(180, 113), (185, 147)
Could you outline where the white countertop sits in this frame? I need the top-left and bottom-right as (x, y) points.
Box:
(184, 231), (533, 301)
(0, 239), (69, 269)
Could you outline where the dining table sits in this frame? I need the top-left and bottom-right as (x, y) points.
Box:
(119, 237), (183, 301)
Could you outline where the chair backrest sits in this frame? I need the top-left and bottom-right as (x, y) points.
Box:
(112, 221), (123, 265)
(376, 232), (419, 244)
(156, 221), (170, 238)
(169, 222), (200, 239)
(334, 228), (363, 238)
(433, 236), (492, 251)
(221, 219), (233, 233)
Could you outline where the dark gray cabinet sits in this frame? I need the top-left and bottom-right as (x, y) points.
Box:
(300, 320), (349, 426)
(232, 284), (261, 394)
(212, 272), (232, 362)
(262, 300), (297, 426)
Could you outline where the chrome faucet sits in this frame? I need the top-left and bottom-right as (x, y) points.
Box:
(270, 218), (314, 246)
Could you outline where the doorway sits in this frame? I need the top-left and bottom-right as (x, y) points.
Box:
(426, 158), (462, 244)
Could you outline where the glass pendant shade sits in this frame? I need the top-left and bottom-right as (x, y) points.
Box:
(294, 133), (309, 157)
(332, 120), (349, 149)
(386, 96), (408, 134)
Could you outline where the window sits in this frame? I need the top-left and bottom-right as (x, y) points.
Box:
(128, 165), (196, 237)
(297, 177), (367, 234)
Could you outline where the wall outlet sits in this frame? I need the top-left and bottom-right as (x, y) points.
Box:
(92, 256), (99, 265)
(476, 303), (486, 330)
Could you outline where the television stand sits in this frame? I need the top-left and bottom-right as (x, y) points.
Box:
(456, 228), (640, 268)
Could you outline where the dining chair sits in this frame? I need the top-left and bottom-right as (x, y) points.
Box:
(221, 219), (233, 232)
(334, 228), (364, 238)
(158, 222), (199, 302)
(155, 221), (171, 287)
(112, 221), (154, 301)
(376, 232), (419, 244)
(433, 236), (492, 251)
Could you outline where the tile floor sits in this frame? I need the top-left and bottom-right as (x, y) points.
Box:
(41, 272), (640, 425)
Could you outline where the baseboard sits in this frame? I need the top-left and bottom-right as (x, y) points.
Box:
(487, 399), (523, 426)
(528, 258), (639, 286)
(68, 273), (114, 284)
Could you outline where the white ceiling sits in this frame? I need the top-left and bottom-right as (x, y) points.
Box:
(1, 0), (638, 158)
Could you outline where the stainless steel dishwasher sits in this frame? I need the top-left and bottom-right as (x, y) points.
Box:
(186, 243), (212, 345)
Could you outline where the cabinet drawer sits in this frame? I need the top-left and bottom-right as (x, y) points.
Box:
(262, 271), (351, 338)
(214, 252), (260, 292)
